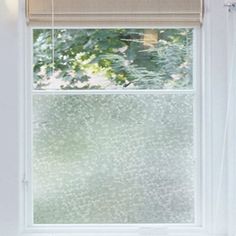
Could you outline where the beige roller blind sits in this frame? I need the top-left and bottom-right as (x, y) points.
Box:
(26, 0), (203, 26)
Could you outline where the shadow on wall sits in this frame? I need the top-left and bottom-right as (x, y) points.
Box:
(0, 0), (18, 20)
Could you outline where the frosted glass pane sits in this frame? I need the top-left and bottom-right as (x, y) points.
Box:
(33, 94), (195, 224)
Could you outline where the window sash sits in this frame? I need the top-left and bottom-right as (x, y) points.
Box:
(23, 26), (202, 232)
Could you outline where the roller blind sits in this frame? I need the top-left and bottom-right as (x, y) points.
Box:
(26, 0), (203, 26)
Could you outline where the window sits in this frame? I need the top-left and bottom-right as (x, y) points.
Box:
(32, 28), (197, 225)
(24, 0), (205, 234)
(2, 0), (236, 236)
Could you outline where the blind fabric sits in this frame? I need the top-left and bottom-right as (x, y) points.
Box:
(26, 0), (203, 26)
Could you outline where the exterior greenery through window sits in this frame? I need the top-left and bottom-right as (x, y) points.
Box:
(33, 29), (193, 90)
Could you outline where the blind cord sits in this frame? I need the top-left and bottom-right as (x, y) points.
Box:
(51, 0), (55, 78)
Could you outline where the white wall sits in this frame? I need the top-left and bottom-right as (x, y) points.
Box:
(227, 6), (236, 236)
(0, 0), (20, 235)
(205, 0), (228, 234)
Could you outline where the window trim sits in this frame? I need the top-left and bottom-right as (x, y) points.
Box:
(23, 27), (204, 236)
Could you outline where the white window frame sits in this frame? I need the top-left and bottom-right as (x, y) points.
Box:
(21, 3), (211, 236)
(21, 24), (207, 236)
(0, 0), (234, 236)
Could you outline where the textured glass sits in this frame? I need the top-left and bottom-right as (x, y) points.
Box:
(33, 94), (194, 224)
(33, 29), (193, 90)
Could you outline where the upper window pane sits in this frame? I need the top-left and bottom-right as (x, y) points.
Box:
(33, 29), (193, 90)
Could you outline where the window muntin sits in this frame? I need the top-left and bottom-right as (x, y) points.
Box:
(31, 28), (197, 225)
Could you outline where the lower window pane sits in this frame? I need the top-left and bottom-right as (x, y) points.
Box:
(32, 94), (195, 224)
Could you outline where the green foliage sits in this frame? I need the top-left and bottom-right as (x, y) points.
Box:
(33, 28), (193, 90)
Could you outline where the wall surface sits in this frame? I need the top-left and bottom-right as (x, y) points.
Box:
(0, 0), (20, 235)
(207, 0), (228, 234)
(227, 7), (236, 236)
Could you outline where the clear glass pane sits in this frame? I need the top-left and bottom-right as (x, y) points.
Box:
(33, 94), (195, 224)
(33, 29), (193, 90)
